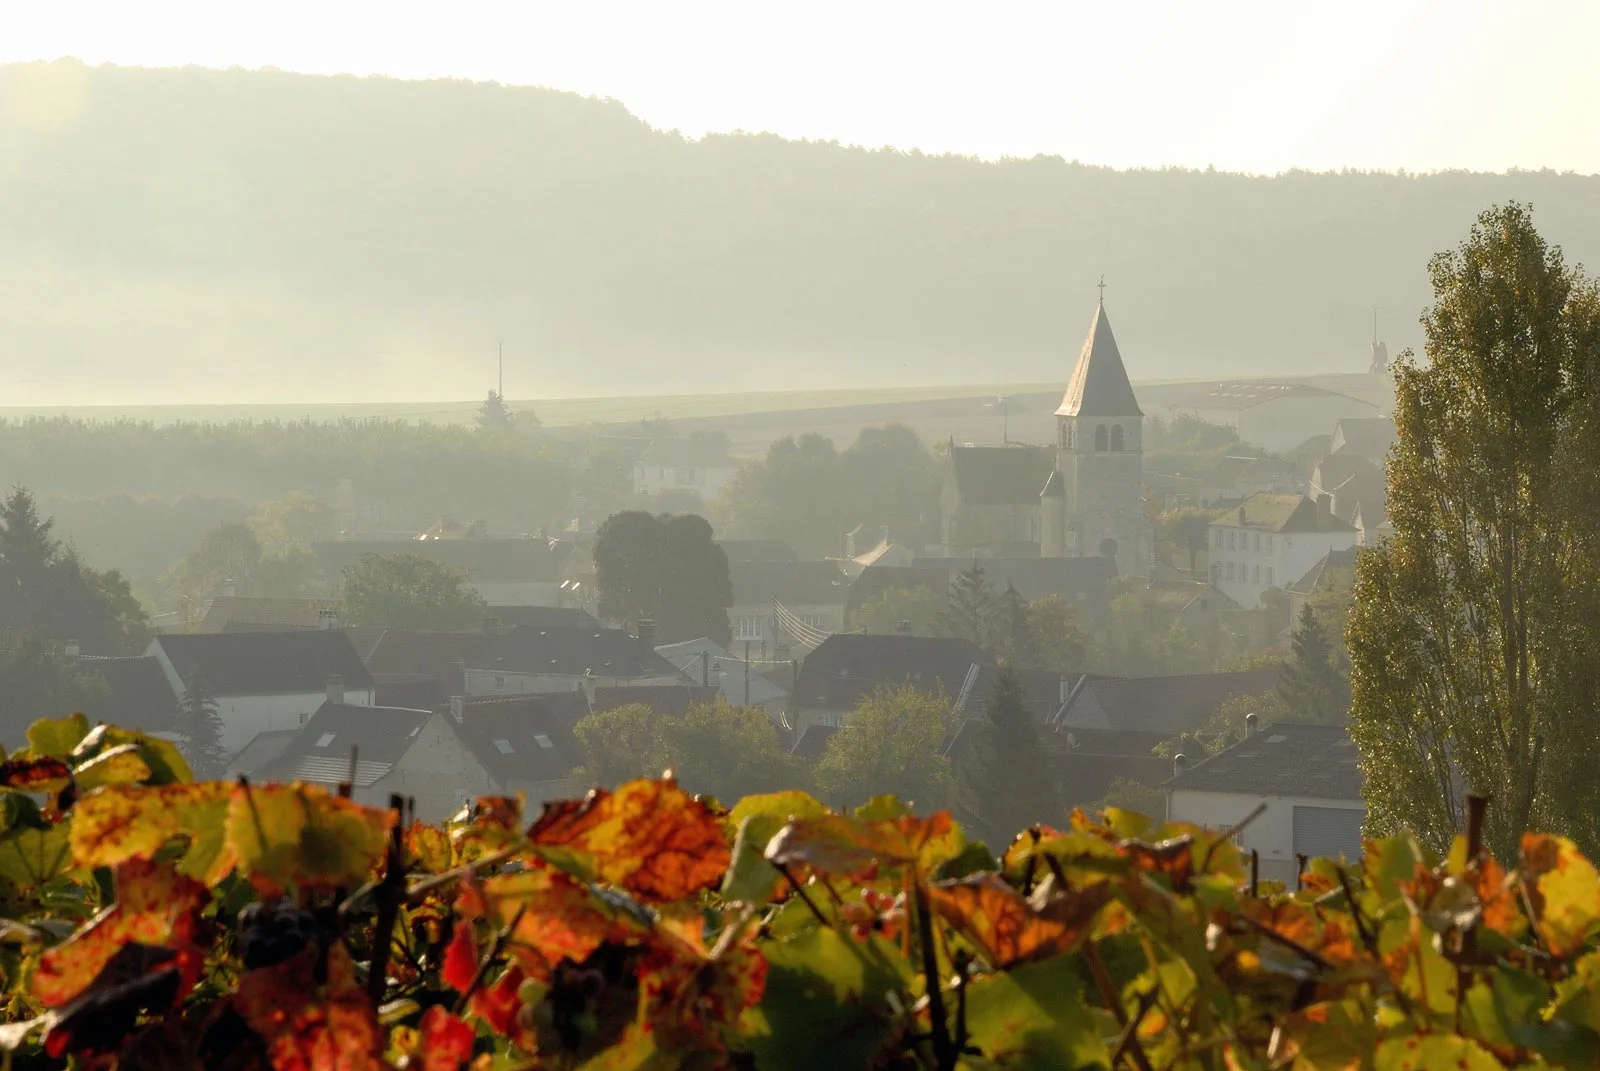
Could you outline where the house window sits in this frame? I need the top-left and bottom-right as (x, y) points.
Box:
(493, 675), (506, 691)
(734, 617), (763, 640)
(1110, 425), (1124, 451)
(1265, 535), (1274, 552)
(1213, 529), (1221, 548)
(1226, 562), (1236, 580)
(1227, 531), (1236, 549)
(1252, 565), (1260, 583)
(315, 732), (336, 748)
(1266, 566), (1274, 585)
(493, 739), (514, 755)
(1210, 563), (1220, 582)
(534, 734), (554, 749)
(1094, 426), (1108, 451)
(1253, 532), (1261, 551)
(674, 468), (702, 486)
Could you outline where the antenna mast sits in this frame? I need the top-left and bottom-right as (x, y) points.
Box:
(497, 338), (504, 399)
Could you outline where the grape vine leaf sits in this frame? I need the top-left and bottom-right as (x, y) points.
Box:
(72, 744), (153, 791)
(440, 920), (479, 992)
(961, 954), (1108, 1071)
(528, 778), (730, 903)
(415, 1005), (475, 1071)
(25, 713), (90, 760)
(0, 756), (73, 794)
(234, 940), (384, 1071)
(69, 781), (233, 880)
(225, 781), (393, 896)
(1372, 1033), (1500, 1071)
(723, 790), (829, 905)
(929, 873), (1107, 969)
(1521, 832), (1600, 957)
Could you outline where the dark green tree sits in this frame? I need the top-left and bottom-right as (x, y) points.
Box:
(0, 487), (149, 654)
(993, 584), (1036, 667)
(593, 511), (732, 646)
(0, 631), (107, 749)
(1348, 203), (1600, 858)
(813, 685), (954, 811)
(959, 665), (1060, 846)
(340, 552), (488, 630)
(173, 669), (226, 778)
(932, 562), (1000, 650)
(476, 389), (512, 429)
(1278, 604), (1348, 722)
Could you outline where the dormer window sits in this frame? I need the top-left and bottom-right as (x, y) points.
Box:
(315, 733), (336, 748)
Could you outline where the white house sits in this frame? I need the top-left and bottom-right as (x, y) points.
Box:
(1166, 722), (1365, 887)
(633, 437), (739, 502)
(1208, 492), (1358, 609)
(1167, 383), (1381, 452)
(147, 630), (376, 757)
(462, 624), (687, 703)
(727, 560), (850, 653)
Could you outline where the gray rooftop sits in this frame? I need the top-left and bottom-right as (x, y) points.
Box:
(1166, 722), (1363, 800)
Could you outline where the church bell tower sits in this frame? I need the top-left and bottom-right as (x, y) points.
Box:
(1053, 287), (1146, 575)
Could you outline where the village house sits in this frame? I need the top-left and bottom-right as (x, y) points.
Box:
(1207, 493), (1358, 609)
(255, 701), (496, 823)
(633, 437), (739, 503)
(654, 638), (789, 719)
(727, 559), (850, 653)
(1165, 383), (1381, 452)
(146, 630), (375, 756)
(77, 653), (181, 737)
(1286, 547), (1359, 621)
(1166, 721), (1365, 886)
(462, 624), (686, 704)
(1195, 455), (1298, 507)
(1328, 416), (1398, 460)
(790, 633), (996, 732)
(313, 535), (575, 607)
(444, 694), (588, 809)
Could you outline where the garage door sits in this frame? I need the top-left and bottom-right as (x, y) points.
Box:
(1292, 805), (1365, 862)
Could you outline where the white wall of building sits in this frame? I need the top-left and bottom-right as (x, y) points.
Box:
(213, 689), (374, 756)
(1168, 788), (1365, 886)
(729, 604), (845, 647)
(1208, 526), (1357, 609)
(633, 463), (736, 502)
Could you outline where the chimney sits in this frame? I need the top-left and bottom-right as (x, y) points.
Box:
(63, 639), (81, 658)
(879, 525), (891, 547)
(450, 695), (465, 723)
(1059, 675), (1070, 705)
(636, 618), (657, 646)
(326, 675), (345, 705)
(318, 609), (340, 631)
(894, 620), (914, 636)
(1173, 753), (1188, 777)
(220, 577), (238, 598)
(1245, 712), (1259, 737)
(1315, 493), (1333, 528)
(1236, 506), (1246, 526)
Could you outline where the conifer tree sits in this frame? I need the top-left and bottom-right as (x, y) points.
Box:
(1279, 604), (1348, 722)
(476, 389), (512, 429)
(174, 670), (227, 779)
(932, 562), (1001, 650)
(959, 664), (1060, 846)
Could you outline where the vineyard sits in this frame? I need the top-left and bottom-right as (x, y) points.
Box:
(0, 715), (1597, 1069)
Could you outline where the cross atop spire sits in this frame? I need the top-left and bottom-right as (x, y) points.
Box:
(1097, 275), (1106, 306)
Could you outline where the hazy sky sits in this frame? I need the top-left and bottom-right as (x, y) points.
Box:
(6, 0), (1600, 174)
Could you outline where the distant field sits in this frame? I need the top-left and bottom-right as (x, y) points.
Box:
(0, 373), (1388, 433)
(0, 382), (1063, 430)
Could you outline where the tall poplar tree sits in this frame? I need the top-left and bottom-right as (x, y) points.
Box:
(1347, 203), (1600, 859)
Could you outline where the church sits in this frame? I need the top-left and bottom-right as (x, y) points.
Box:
(936, 297), (1148, 577)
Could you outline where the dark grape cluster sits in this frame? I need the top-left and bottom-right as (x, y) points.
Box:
(236, 900), (322, 970)
(518, 943), (641, 1053)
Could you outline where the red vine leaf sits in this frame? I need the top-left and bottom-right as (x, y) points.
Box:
(0, 755), (72, 793)
(234, 941), (384, 1071)
(415, 1005), (476, 1071)
(929, 873), (1106, 968)
(528, 779), (730, 902)
(441, 922), (479, 993)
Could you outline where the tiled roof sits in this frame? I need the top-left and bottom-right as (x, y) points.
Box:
(153, 630), (374, 696)
(654, 639), (788, 709)
(590, 684), (721, 717)
(947, 446), (1057, 506)
(911, 557), (1119, 601)
(446, 696), (585, 785)
(228, 729), (301, 775)
(312, 538), (571, 583)
(1057, 303), (1142, 418)
(1330, 417), (1398, 460)
(363, 630), (490, 684)
(729, 560), (849, 608)
(1057, 668), (1283, 734)
(1309, 454), (1385, 521)
(1209, 492), (1357, 534)
(254, 702), (434, 787)
(1287, 548), (1360, 596)
(1166, 722), (1362, 800)
(715, 540), (799, 562)
(1168, 382), (1350, 411)
(199, 596), (331, 633)
(485, 606), (602, 629)
(795, 634), (994, 712)
(79, 655), (179, 734)
(789, 724), (840, 760)
(476, 625), (682, 678)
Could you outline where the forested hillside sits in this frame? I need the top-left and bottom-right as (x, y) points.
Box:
(5, 59), (1600, 401)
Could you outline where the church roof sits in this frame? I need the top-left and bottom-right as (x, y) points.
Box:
(948, 446), (1057, 506)
(1041, 470), (1066, 499)
(1057, 303), (1142, 418)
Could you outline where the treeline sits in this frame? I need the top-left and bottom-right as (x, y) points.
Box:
(8, 61), (1600, 396)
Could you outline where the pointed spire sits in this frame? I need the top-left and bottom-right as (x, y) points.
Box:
(1057, 301), (1142, 418)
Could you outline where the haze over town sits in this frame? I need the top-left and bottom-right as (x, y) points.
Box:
(2, 7), (1600, 1066)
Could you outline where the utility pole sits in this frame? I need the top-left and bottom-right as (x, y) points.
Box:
(497, 338), (504, 399)
(743, 640), (751, 707)
(700, 649), (710, 687)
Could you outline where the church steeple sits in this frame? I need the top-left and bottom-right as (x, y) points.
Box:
(1057, 301), (1142, 418)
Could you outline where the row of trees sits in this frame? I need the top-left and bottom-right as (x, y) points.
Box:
(570, 668), (1060, 848)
